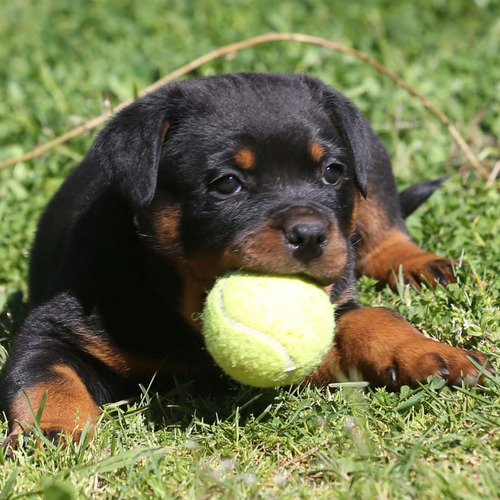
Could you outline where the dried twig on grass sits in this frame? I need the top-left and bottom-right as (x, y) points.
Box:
(0, 33), (487, 177)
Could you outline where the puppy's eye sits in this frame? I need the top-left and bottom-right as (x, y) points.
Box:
(211, 175), (243, 196)
(322, 164), (343, 186)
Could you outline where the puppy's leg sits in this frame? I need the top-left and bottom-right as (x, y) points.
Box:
(307, 306), (494, 389)
(2, 352), (101, 445)
(357, 222), (456, 289)
(355, 135), (455, 289)
(1, 302), (118, 445)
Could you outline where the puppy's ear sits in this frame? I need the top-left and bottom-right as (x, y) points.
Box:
(305, 76), (370, 197)
(91, 88), (175, 208)
(328, 94), (370, 198)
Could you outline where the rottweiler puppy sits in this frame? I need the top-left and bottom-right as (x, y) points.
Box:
(1, 73), (493, 443)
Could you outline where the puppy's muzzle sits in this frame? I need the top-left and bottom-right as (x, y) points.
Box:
(274, 206), (329, 264)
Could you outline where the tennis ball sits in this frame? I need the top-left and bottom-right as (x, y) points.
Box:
(202, 272), (335, 388)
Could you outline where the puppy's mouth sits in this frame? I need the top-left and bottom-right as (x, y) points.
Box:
(222, 207), (349, 286)
(147, 204), (349, 286)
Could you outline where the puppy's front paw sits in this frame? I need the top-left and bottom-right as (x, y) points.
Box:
(357, 231), (457, 290)
(390, 254), (456, 289)
(387, 339), (495, 389)
(312, 307), (495, 390)
(2, 424), (88, 454)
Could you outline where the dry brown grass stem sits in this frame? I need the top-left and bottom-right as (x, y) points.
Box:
(0, 32), (487, 177)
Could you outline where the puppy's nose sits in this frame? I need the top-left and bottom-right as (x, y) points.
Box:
(285, 221), (327, 262)
(275, 206), (328, 263)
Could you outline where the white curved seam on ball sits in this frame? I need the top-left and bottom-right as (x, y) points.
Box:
(217, 287), (297, 373)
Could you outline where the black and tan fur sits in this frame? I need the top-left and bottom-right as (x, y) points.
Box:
(1, 73), (493, 443)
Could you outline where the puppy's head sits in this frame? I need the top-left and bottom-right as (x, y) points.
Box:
(92, 73), (370, 287)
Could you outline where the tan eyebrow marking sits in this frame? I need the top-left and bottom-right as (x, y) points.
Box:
(234, 148), (256, 170)
(309, 141), (325, 163)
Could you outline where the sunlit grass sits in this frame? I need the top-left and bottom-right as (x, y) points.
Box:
(0, 0), (499, 497)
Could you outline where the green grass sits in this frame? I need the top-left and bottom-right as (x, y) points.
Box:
(1, 0), (499, 498)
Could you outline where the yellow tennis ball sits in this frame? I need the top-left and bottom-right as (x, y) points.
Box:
(202, 272), (335, 388)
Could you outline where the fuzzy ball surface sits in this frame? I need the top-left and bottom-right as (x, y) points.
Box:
(202, 272), (335, 388)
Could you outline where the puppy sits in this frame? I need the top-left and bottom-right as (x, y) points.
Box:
(1, 73), (492, 443)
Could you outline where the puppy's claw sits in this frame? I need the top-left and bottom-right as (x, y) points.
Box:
(385, 366), (397, 385)
(45, 430), (64, 444)
(427, 264), (450, 286)
(1, 433), (19, 458)
(430, 353), (450, 378)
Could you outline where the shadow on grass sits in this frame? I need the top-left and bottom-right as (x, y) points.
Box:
(120, 375), (283, 433)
